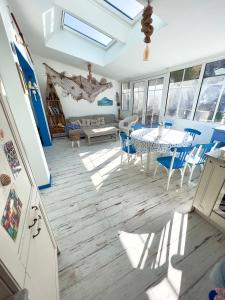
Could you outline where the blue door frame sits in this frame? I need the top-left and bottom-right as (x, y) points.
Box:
(15, 46), (52, 147)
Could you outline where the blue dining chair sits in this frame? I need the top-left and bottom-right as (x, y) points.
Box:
(185, 143), (216, 184)
(164, 121), (173, 129)
(119, 132), (140, 164)
(154, 146), (194, 190)
(184, 128), (201, 142)
(131, 123), (145, 131)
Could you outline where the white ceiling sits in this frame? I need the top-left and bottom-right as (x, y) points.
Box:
(8, 0), (225, 81)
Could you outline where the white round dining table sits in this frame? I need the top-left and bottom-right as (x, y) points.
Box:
(130, 127), (193, 174)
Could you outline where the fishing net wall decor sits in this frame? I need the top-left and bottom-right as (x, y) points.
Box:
(44, 63), (113, 103)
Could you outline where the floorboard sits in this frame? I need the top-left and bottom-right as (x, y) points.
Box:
(40, 138), (225, 300)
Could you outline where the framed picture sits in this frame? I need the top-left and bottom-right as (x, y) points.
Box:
(97, 97), (113, 106)
(1, 189), (23, 241)
(15, 63), (28, 94)
(4, 140), (22, 178)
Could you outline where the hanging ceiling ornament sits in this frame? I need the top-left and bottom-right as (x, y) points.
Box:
(141, 0), (154, 61)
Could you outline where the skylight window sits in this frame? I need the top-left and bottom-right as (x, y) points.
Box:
(104, 0), (143, 20)
(63, 12), (113, 47)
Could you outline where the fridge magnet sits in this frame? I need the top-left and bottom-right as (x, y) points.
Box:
(1, 188), (23, 241)
(4, 141), (22, 178)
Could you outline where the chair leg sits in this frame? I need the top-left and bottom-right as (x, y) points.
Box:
(188, 165), (195, 185)
(180, 169), (185, 188)
(154, 164), (159, 178)
(72, 141), (74, 148)
(121, 152), (124, 164)
(127, 154), (130, 164)
(166, 170), (173, 191)
(140, 154), (143, 166)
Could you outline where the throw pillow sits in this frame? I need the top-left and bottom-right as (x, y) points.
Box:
(86, 119), (91, 127)
(91, 119), (100, 126)
(66, 123), (80, 131)
(71, 120), (81, 126)
(98, 117), (105, 125)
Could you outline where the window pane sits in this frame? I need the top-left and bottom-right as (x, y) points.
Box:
(133, 82), (145, 116)
(194, 75), (225, 122)
(63, 12), (113, 47)
(215, 89), (225, 124)
(170, 69), (184, 83)
(146, 77), (164, 124)
(184, 65), (201, 81)
(104, 0), (143, 20)
(121, 82), (131, 111)
(166, 83), (182, 118)
(204, 59), (225, 78)
(166, 65), (201, 120)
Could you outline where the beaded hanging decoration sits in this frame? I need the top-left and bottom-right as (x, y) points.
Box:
(141, 0), (154, 61)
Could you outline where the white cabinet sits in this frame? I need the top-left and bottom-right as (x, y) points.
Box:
(193, 157), (225, 216)
(0, 79), (59, 299)
(25, 196), (59, 300)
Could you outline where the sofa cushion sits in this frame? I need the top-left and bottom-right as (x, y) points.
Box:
(97, 117), (105, 126)
(91, 119), (100, 126)
(71, 120), (81, 126)
(81, 118), (91, 127)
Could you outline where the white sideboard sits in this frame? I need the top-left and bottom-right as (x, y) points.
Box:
(193, 147), (225, 231)
(0, 78), (59, 299)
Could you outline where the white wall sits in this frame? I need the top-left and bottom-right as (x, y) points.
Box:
(33, 55), (119, 118)
(0, 0), (50, 187)
(162, 118), (215, 144)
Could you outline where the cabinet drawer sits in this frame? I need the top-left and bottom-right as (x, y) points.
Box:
(194, 159), (225, 216)
(18, 187), (38, 270)
(24, 196), (59, 300)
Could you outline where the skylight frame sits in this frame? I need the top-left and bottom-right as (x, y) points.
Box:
(62, 11), (115, 49)
(102, 0), (144, 23)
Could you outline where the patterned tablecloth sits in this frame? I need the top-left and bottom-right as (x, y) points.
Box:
(130, 128), (193, 154)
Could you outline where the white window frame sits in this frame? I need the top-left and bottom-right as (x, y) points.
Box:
(61, 11), (115, 49)
(164, 65), (203, 121)
(145, 75), (166, 124)
(121, 82), (131, 111)
(96, 0), (143, 25)
(194, 74), (225, 123)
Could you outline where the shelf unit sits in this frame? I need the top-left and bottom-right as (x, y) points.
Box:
(46, 76), (66, 137)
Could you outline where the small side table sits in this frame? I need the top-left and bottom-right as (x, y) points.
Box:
(68, 131), (80, 148)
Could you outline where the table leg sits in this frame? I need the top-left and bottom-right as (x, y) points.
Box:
(146, 152), (151, 175)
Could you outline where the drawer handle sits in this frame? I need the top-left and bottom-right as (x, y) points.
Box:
(29, 206), (39, 229)
(33, 228), (41, 239)
(33, 215), (42, 239)
(29, 218), (38, 229)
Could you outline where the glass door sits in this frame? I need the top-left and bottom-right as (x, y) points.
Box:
(145, 77), (164, 126)
(133, 81), (145, 122)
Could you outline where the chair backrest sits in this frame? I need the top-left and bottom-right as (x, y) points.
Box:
(170, 146), (193, 169)
(119, 131), (128, 146)
(184, 128), (201, 139)
(131, 123), (145, 130)
(195, 143), (216, 164)
(164, 121), (173, 128)
(123, 115), (139, 124)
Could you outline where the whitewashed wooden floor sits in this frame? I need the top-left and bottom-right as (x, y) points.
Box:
(41, 138), (225, 300)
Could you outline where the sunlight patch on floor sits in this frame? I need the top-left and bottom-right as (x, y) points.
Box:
(119, 231), (155, 269)
(119, 211), (189, 299)
(90, 156), (121, 190)
(80, 147), (120, 171)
